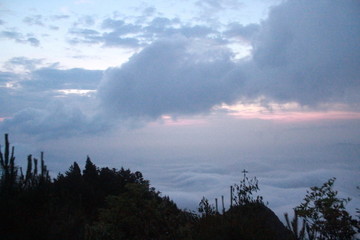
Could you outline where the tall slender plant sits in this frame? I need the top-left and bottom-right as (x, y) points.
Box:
(0, 133), (17, 193)
(284, 210), (306, 240)
(231, 169), (264, 206)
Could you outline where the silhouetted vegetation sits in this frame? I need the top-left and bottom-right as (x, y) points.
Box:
(291, 178), (359, 240)
(0, 134), (359, 239)
(231, 169), (265, 206)
(194, 171), (293, 240)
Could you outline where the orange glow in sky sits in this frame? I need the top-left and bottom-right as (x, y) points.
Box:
(228, 110), (360, 122)
(218, 102), (360, 122)
(156, 102), (360, 127)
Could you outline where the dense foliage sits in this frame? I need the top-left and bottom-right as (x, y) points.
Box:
(0, 134), (358, 240)
(293, 178), (359, 240)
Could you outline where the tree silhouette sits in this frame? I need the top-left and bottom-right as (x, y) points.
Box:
(295, 178), (359, 240)
(1, 134), (358, 240)
(86, 183), (193, 240)
(83, 156), (98, 183)
(194, 170), (293, 240)
(198, 197), (216, 217)
(231, 169), (264, 206)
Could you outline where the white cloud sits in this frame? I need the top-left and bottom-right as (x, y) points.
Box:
(0, 30), (41, 46)
(24, 67), (103, 90)
(98, 36), (239, 119)
(1, 101), (108, 139)
(246, 0), (360, 106)
(96, 0), (360, 122)
(23, 15), (45, 26)
(4, 57), (44, 72)
(0, 66), (104, 139)
(224, 23), (259, 42)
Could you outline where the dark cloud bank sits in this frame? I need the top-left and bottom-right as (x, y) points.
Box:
(0, 67), (104, 139)
(98, 37), (239, 119)
(98, 0), (360, 120)
(249, 0), (360, 105)
(2, 0), (360, 137)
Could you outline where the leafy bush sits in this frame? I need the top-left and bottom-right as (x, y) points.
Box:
(295, 178), (359, 240)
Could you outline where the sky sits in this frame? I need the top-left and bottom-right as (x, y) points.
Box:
(0, 0), (360, 219)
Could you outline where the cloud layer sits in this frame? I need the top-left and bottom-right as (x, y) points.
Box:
(248, 0), (360, 106)
(2, 0), (360, 136)
(98, 37), (239, 119)
(97, 0), (360, 120)
(0, 66), (104, 139)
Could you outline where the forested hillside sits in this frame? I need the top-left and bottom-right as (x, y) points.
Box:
(0, 134), (359, 240)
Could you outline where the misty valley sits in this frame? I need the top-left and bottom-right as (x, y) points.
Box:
(0, 134), (359, 240)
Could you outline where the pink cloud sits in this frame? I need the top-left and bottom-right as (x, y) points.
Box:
(150, 115), (209, 127)
(229, 111), (360, 122)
